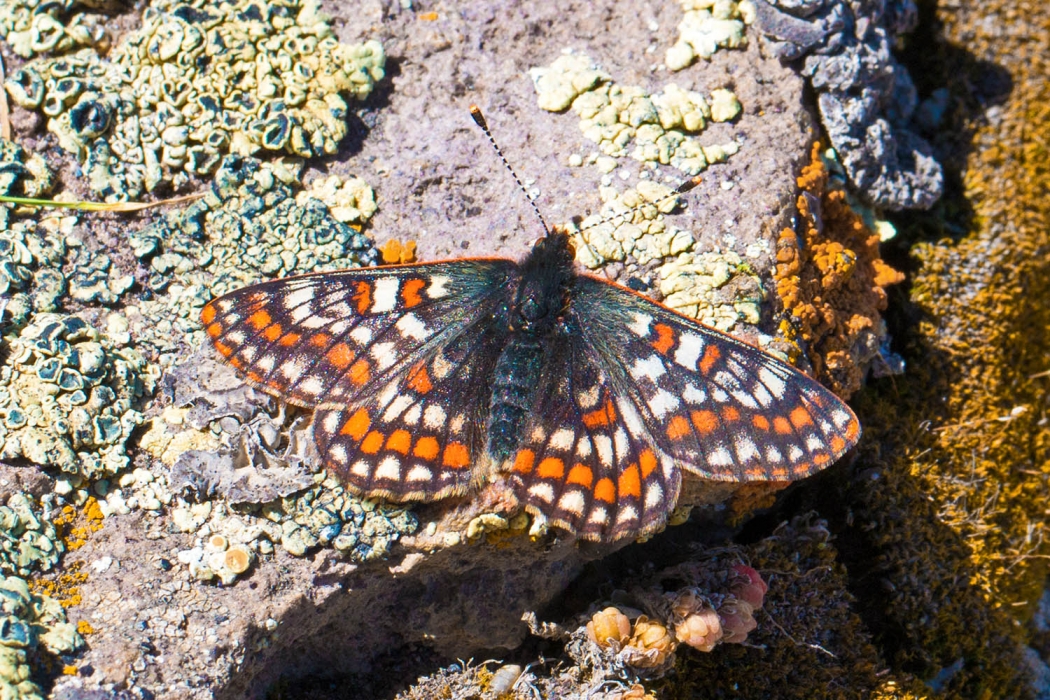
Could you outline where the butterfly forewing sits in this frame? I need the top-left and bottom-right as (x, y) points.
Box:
(202, 261), (515, 407)
(571, 276), (861, 483)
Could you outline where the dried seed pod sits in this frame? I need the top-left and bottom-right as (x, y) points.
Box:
(488, 663), (523, 695)
(585, 606), (631, 648)
(674, 607), (723, 652)
(621, 615), (676, 670)
(730, 564), (768, 609)
(718, 599), (758, 644)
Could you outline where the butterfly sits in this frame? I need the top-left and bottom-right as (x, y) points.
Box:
(200, 224), (861, 542)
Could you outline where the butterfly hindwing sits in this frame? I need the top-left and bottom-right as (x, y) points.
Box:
(571, 275), (861, 483)
(504, 335), (681, 541)
(313, 309), (510, 501)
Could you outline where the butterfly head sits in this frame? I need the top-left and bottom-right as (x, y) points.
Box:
(511, 229), (578, 333)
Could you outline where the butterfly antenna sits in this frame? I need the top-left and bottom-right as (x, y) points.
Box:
(577, 175), (704, 234)
(470, 105), (551, 237)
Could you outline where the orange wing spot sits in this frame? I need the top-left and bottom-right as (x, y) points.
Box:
(352, 281), (372, 313)
(794, 461), (812, 474)
(442, 442), (470, 469)
(413, 436), (440, 461)
(201, 304), (217, 325)
(406, 364), (433, 394)
(666, 415), (692, 441)
(248, 310), (272, 331)
(537, 457), (565, 479)
(770, 467), (789, 479)
(361, 430), (385, 455)
(513, 450), (536, 475)
(744, 467), (764, 479)
(618, 463), (641, 499)
(401, 278), (426, 308)
(229, 357), (244, 370)
(246, 371), (262, 383)
(639, 449), (658, 478)
(278, 332), (301, 347)
(214, 341), (233, 357)
(206, 323), (223, 338)
(812, 453), (831, 466)
(773, 416), (793, 434)
(341, 408), (371, 441)
(690, 410), (718, 435)
(349, 358), (371, 386)
(789, 406), (814, 428)
(385, 429), (412, 455)
(699, 344), (721, 375)
(722, 406), (740, 422)
(582, 398), (616, 428)
(845, 418), (860, 441)
(594, 477), (616, 504)
(309, 333), (332, 348)
(263, 323), (283, 342)
(326, 342), (354, 369)
(830, 435), (846, 453)
(650, 323), (675, 355)
(566, 464), (593, 487)
(752, 414), (771, 431)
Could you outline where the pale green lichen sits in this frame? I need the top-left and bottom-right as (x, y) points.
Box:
(4, 0), (385, 200)
(0, 574), (83, 700)
(530, 54), (741, 175)
(665, 0), (754, 72)
(0, 0), (107, 58)
(296, 173), (377, 225)
(0, 493), (63, 578)
(569, 181), (763, 329)
(125, 155), (378, 360)
(0, 313), (155, 479)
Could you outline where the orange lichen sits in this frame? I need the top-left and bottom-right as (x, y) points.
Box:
(379, 238), (418, 264)
(31, 560), (88, 608)
(53, 497), (106, 552)
(77, 620), (95, 635)
(774, 143), (904, 396)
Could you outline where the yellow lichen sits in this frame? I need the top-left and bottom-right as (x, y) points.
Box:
(52, 497), (105, 552)
(30, 560), (88, 608)
(379, 238), (418, 264)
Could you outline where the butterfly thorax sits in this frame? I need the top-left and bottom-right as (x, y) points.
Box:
(486, 233), (578, 462)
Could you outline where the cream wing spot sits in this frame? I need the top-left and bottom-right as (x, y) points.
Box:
(284, 287), (314, 309)
(627, 311), (652, 337)
(350, 326), (373, 345)
(226, 330), (246, 345)
(629, 354), (667, 382)
(577, 384), (601, 409)
(370, 342), (398, 370)
(395, 312), (431, 340)
(588, 507), (609, 526)
(682, 382), (707, 405)
(330, 443), (348, 464)
(407, 465), (433, 482)
(647, 389), (680, 419)
(426, 275), (451, 299)
(674, 332), (704, 369)
(644, 482), (663, 510)
(351, 460), (371, 478)
(403, 404), (422, 425)
(557, 491), (586, 516)
(322, 412), (342, 434)
(734, 437), (760, 462)
(371, 278), (400, 313)
(550, 428), (575, 451)
(382, 395), (415, 421)
(257, 354), (276, 373)
(615, 505), (639, 525)
(576, 437), (593, 458)
(788, 445), (804, 462)
(299, 376), (324, 396)
(375, 456), (401, 481)
(450, 413), (466, 435)
(290, 305), (316, 324)
(529, 482), (555, 504)
(613, 428), (629, 460)
(595, 435), (614, 467)
(431, 350), (453, 379)
(758, 367), (787, 397)
(423, 404), (447, 430)
(300, 314), (333, 329)
(281, 358), (307, 382)
(708, 446), (733, 467)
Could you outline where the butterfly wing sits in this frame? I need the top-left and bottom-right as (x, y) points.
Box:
(570, 275), (861, 483)
(503, 334), (682, 541)
(202, 260), (516, 500)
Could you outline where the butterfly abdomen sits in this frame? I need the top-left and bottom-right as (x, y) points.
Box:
(487, 334), (545, 462)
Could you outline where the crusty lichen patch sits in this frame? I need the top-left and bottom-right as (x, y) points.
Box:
(4, 0), (385, 200)
(0, 574), (84, 700)
(0, 312), (155, 480)
(774, 142), (904, 396)
(0, 493), (63, 578)
(531, 53), (740, 176)
(665, 0), (752, 71)
(0, 0), (107, 58)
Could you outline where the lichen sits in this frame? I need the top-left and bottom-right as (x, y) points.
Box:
(0, 493), (63, 578)
(0, 574), (84, 700)
(774, 142), (904, 396)
(5, 0), (385, 200)
(124, 155), (378, 360)
(665, 0), (752, 71)
(0, 312), (155, 480)
(530, 54), (740, 176)
(0, 0), (107, 58)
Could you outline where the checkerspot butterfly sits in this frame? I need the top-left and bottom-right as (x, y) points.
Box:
(201, 112), (861, 543)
